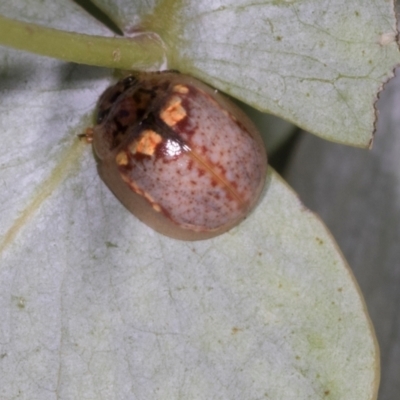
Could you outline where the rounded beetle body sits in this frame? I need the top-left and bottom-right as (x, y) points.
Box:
(92, 71), (267, 240)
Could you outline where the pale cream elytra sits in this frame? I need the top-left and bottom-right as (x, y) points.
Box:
(91, 71), (267, 240)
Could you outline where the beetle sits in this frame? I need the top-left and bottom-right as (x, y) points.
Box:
(89, 71), (267, 240)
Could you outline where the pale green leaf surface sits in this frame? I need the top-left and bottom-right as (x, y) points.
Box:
(0, 47), (378, 399)
(236, 100), (297, 154)
(94, 0), (400, 147)
(285, 70), (400, 400)
(90, 0), (157, 32)
(0, 0), (113, 35)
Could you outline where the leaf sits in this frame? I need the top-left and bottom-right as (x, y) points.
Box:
(91, 0), (157, 32)
(0, 0), (113, 35)
(94, 0), (400, 147)
(235, 98), (297, 154)
(284, 70), (400, 400)
(0, 47), (378, 400)
(0, 1), (379, 399)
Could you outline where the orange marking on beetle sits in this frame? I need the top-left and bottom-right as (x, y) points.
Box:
(116, 151), (129, 166)
(160, 95), (187, 126)
(129, 130), (162, 156)
(152, 203), (162, 213)
(124, 178), (144, 197)
(173, 84), (189, 94)
(142, 191), (162, 213)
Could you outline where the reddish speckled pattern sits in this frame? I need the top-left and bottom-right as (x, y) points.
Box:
(92, 71), (267, 239)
